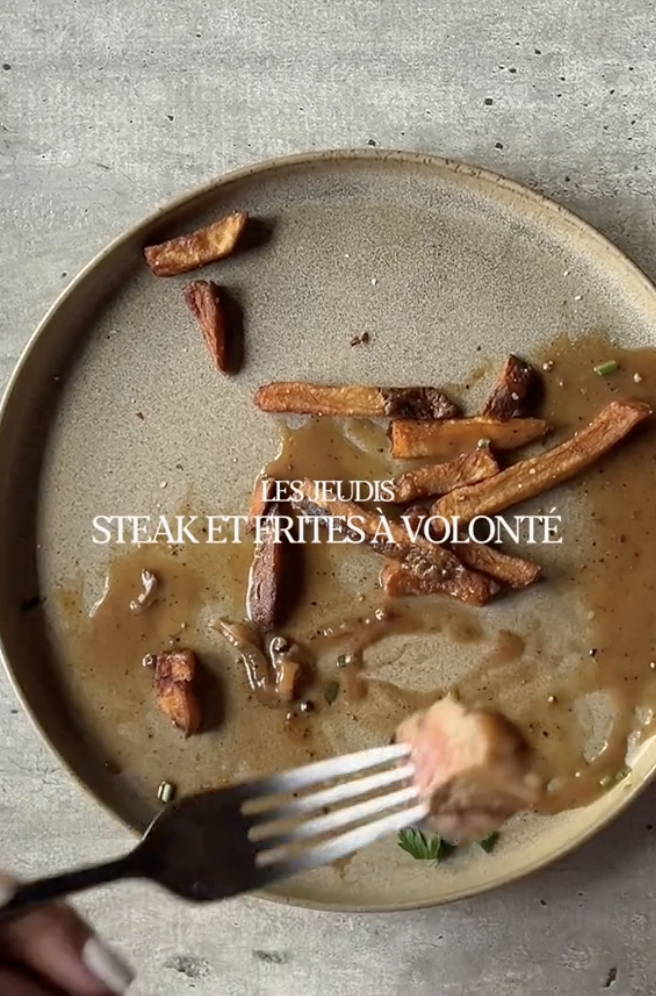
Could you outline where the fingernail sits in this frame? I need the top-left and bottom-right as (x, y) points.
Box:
(82, 936), (134, 994)
(0, 881), (15, 906)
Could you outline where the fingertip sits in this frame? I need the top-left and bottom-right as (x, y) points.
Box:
(82, 937), (135, 994)
(1, 902), (134, 994)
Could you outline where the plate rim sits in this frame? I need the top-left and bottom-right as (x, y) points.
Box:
(2, 146), (656, 913)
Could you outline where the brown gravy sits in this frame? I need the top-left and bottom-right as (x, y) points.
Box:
(52, 334), (656, 817)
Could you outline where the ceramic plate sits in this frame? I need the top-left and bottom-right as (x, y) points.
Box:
(2, 150), (656, 911)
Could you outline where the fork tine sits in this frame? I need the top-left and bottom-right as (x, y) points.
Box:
(247, 763), (416, 827)
(256, 803), (430, 882)
(241, 744), (410, 802)
(254, 785), (420, 852)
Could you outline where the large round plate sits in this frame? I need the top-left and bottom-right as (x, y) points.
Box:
(2, 150), (656, 912)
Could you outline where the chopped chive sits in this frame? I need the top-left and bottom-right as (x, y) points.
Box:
(336, 654), (348, 668)
(479, 831), (500, 853)
(594, 360), (619, 377)
(599, 774), (613, 788)
(477, 438), (491, 449)
(157, 781), (175, 804)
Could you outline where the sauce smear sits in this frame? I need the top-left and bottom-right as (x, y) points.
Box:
(51, 334), (656, 817)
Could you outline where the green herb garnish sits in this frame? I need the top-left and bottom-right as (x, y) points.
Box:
(478, 831), (500, 853)
(476, 438), (491, 450)
(157, 781), (175, 804)
(397, 829), (502, 865)
(594, 360), (619, 377)
(336, 654), (349, 668)
(397, 829), (456, 865)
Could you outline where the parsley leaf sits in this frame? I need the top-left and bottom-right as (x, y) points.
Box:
(397, 829), (455, 865)
(478, 831), (500, 853)
(397, 829), (502, 866)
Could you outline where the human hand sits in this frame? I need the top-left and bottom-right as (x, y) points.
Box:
(0, 876), (134, 994)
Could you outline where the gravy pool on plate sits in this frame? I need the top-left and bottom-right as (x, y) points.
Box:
(52, 333), (656, 819)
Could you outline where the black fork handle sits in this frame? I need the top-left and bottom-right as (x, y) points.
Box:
(0, 855), (137, 922)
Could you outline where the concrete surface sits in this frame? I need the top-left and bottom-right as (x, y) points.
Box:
(2, 1), (656, 993)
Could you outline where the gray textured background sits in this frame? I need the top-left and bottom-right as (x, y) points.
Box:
(2, 1), (656, 993)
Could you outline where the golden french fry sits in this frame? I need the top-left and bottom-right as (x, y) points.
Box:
(184, 280), (229, 371)
(247, 507), (287, 631)
(434, 400), (651, 523)
(254, 382), (461, 418)
(149, 649), (201, 737)
(390, 416), (549, 459)
(246, 476), (277, 533)
(291, 479), (498, 606)
(455, 540), (541, 588)
(144, 211), (248, 276)
(390, 450), (499, 501)
(483, 354), (537, 418)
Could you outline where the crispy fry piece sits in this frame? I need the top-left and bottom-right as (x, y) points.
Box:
(291, 480), (498, 606)
(380, 564), (437, 597)
(401, 504), (429, 532)
(381, 547), (539, 593)
(390, 450), (500, 502)
(246, 476), (277, 533)
(148, 649), (201, 737)
(483, 355), (537, 418)
(254, 383), (461, 419)
(390, 417), (549, 459)
(247, 505), (286, 631)
(434, 399), (652, 524)
(184, 280), (229, 371)
(144, 210), (248, 276)
(455, 540), (541, 588)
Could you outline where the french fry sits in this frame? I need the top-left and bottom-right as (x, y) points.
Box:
(390, 417), (549, 460)
(247, 506), (286, 631)
(380, 564), (438, 597)
(433, 399), (651, 524)
(401, 504), (429, 532)
(390, 450), (499, 502)
(246, 476), (277, 533)
(455, 540), (541, 588)
(148, 649), (201, 737)
(483, 355), (537, 418)
(144, 210), (248, 276)
(382, 541), (540, 593)
(184, 280), (229, 372)
(254, 383), (461, 419)
(291, 480), (498, 606)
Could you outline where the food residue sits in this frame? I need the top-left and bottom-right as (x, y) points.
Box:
(48, 332), (656, 833)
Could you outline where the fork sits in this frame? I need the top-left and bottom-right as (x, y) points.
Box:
(0, 744), (427, 919)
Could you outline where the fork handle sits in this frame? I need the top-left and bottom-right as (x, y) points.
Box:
(0, 855), (136, 922)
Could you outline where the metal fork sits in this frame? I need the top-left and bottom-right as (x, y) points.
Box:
(0, 744), (426, 919)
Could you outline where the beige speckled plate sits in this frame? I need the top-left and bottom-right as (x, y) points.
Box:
(2, 149), (656, 912)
